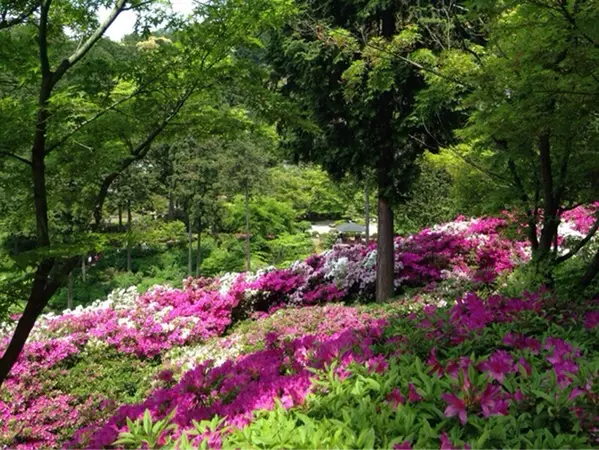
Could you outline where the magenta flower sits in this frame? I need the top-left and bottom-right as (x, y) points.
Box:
(442, 393), (468, 424)
(393, 440), (412, 449)
(479, 384), (509, 417)
(478, 350), (515, 383)
(408, 383), (423, 402)
(387, 387), (405, 410)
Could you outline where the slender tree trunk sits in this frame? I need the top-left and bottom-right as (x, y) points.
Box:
(118, 205), (122, 231)
(67, 272), (73, 310)
(167, 188), (174, 221)
(127, 200), (132, 272)
(0, 38), (56, 387)
(81, 256), (86, 282)
(196, 216), (202, 278)
(245, 181), (251, 272)
(364, 183), (370, 244)
(580, 249), (599, 288)
(188, 213), (193, 276)
(535, 133), (559, 284)
(0, 265), (52, 385)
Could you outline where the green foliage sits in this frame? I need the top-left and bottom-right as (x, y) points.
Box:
(266, 165), (347, 220)
(114, 409), (177, 449)
(45, 349), (158, 405)
(266, 232), (314, 267)
(394, 155), (459, 234)
(224, 196), (298, 238)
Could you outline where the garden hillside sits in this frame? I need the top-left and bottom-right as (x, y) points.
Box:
(1, 205), (598, 449)
(2, 0), (599, 449)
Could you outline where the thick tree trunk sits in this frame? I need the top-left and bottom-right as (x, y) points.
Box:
(580, 249), (599, 288)
(196, 216), (202, 278)
(245, 181), (251, 272)
(365, 183), (370, 244)
(374, 6), (396, 302)
(67, 272), (73, 309)
(126, 200), (132, 272)
(376, 193), (394, 301)
(188, 213), (193, 276)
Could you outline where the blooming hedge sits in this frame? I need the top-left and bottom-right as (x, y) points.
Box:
(0, 206), (598, 449)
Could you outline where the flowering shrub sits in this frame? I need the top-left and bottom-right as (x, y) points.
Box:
(76, 291), (599, 449)
(0, 208), (597, 449)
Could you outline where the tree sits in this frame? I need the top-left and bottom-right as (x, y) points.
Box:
(171, 137), (223, 277)
(0, 0), (294, 387)
(420, 0), (599, 285)
(220, 128), (276, 271)
(269, 0), (461, 300)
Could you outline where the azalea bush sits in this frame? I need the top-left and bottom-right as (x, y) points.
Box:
(75, 291), (599, 449)
(1, 207), (598, 449)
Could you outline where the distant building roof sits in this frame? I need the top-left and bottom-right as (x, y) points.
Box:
(335, 222), (366, 233)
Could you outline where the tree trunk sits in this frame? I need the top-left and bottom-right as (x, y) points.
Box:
(0, 271), (51, 385)
(67, 272), (73, 309)
(580, 249), (599, 288)
(118, 205), (122, 232)
(167, 187), (174, 221)
(81, 256), (86, 282)
(374, 6), (396, 302)
(245, 181), (251, 272)
(376, 193), (394, 301)
(196, 216), (202, 278)
(0, 42), (56, 387)
(127, 200), (132, 272)
(534, 133), (559, 284)
(364, 183), (370, 244)
(188, 213), (193, 276)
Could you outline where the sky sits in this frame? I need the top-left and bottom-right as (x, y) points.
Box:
(99, 1), (195, 41)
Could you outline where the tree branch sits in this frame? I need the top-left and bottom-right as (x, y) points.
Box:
(0, 1), (39, 30)
(45, 66), (174, 155)
(51, 0), (128, 86)
(0, 151), (32, 165)
(556, 212), (599, 264)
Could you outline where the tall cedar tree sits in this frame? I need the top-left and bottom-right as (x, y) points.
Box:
(269, 0), (463, 300)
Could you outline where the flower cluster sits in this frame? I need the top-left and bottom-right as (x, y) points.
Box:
(1, 207), (598, 449)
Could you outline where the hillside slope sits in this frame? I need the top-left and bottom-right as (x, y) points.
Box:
(1, 208), (598, 449)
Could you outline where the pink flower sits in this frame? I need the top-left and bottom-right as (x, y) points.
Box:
(478, 350), (515, 383)
(393, 441), (412, 449)
(479, 384), (509, 417)
(408, 383), (423, 402)
(442, 393), (468, 424)
(387, 388), (405, 410)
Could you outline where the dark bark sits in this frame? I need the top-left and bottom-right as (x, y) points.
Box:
(81, 256), (86, 282)
(67, 272), (73, 309)
(126, 200), (132, 273)
(244, 181), (251, 272)
(376, 193), (394, 302)
(188, 213), (193, 276)
(580, 249), (599, 288)
(373, 6), (397, 302)
(167, 188), (174, 221)
(364, 183), (370, 244)
(196, 215), (202, 278)
(0, 258), (77, 385)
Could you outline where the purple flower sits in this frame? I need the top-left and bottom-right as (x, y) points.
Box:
(442, 393), (468, 424)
